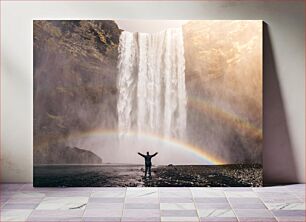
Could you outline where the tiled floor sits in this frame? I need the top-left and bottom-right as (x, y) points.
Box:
(0, 184), (305, 222)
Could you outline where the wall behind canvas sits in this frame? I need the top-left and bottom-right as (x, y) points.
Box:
(1, 0), (305, 184)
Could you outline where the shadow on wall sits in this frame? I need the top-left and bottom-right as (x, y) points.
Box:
(263, 22), (298, 185)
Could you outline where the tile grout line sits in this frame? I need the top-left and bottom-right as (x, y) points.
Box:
(1, 184), (25, 208)
(288, 188), (305, 202)
(224, 189), (240, 222)
(4, 184), (25, 210)
(120, 187), (127, 222)
(158, 187), (161, 222)
(17, 184), (43, 222)
(190, 187), (201, 222)
(80, 187), (92, 222)
(23, 205), (36, 221)
(0, 194), (11, 209)
(252, 187), (280, 222)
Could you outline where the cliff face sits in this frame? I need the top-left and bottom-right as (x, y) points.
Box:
(35, 146), (102, 165)
(183, 21), (263, 163)
(33, 20), (121, 164)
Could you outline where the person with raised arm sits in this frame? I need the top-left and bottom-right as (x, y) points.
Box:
(137, 151), (158, 178)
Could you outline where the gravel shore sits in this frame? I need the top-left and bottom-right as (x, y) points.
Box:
(144, 164), (262, 187)
(34, 164), (262, 187)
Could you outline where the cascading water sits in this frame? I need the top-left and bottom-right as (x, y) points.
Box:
(117, 32), (138, 136)
(117, 27), (187, 141)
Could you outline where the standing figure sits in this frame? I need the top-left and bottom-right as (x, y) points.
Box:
(138, 151), (158, 178)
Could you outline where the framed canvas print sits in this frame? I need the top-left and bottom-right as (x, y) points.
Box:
(33, 20), (263, 187)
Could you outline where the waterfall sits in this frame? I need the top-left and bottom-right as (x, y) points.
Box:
(117, 32), (138, 136)
(117, 28), (187, 140)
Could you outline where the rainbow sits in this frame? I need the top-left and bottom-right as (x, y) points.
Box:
(83, 129), (225, 165)
(36, 128), (226, 165)
(35, 97), (262, 166)
(188, 97), (263, 142)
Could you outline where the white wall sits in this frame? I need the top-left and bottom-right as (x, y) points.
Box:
(1, 1), (304, 184)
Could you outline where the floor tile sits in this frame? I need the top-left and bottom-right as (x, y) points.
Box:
(125, 203), (159, 209)
(198, 209), (235, 217)
(265, 202), (305, 210)
(160, 197), (194, 203)
(27, 217), (83, 221)
(125, 197), (159, 203)
(45, 191), (91, 197)
(29, 209), (84, 217)
(159, 188), (190, 192)
(261, 197), (302, 203)
(1, 196), (10, 206)
(91, 190), (126, 198)
(196, 203), (231, 209)
(257, 192), (299, 203)
(276, 217), (306, 222)
(161, 210), (198, 217)
(20, 184), (40, 191)
(91, 187), (126, 191)
(272, 209), (305, 217)
(159, 189), (192, 198)
(2, 203), (39, 209)
(230, 202), (266, 209)
(234, 209), (274, 218)
(162, 216), (199, 222)
(122, 209), (160, 217)
(122, 217), (161, 221)
(253, 186), (289, 193)
(200, 217), (238, 222)
(7, 197), (44, 204)
(228, 198), (262, 204)
(83, 209), (123, 217)
(89, 197), (124, 203)
(191, 188), (225, 197)
(160, 203), (196, 210)
(291, 192), (305, 201)
(127, 187), (158, 192)
(222, 188), (252, 192)
(0, 209), (32, 221)
(286, 184), (305, 190)
(86, 202), (123, 209)
(1, 184), (24, 191)
(11, 191), (46, 198)
(225, 191), (258, 198)
(83, 217), (121, 222)
(237, 218), (277, 222)
(36, 197), (88, 210)
(126, 188), (158, 198)
(194, 197), (228, 203)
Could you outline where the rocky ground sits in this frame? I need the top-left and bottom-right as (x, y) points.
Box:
(34, 164), (262, 187)
(144, 164), (262, 187)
